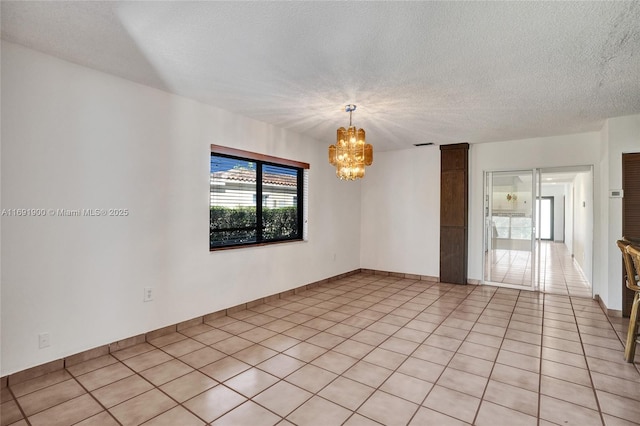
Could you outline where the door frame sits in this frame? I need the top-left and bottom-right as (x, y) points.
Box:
(483, 169), (537, 291)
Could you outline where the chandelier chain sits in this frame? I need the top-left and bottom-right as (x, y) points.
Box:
(346, 104), (356, 127)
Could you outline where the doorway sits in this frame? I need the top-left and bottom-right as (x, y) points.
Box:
(536, 197), (554, 240)
(483, 166), (593, 296)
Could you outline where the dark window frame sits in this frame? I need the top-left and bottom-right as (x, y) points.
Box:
(210, 145), (309, 251)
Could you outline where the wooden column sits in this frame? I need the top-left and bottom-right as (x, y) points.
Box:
(440, 143), (469, 284)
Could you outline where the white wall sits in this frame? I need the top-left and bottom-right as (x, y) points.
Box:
(469, 132), (602, 295)
(360, 146), (440, 276)
(564, 183), (574, 252)
(0, 42), (361, 375)
(572, 172), (593, 281)
(361, 133), (604, 299)
(603, 114), (640, 313)
(597, 121), (610, 307)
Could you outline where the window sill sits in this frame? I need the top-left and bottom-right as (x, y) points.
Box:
(210, 238), (305, 252)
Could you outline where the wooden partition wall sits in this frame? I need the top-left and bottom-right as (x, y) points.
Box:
(439, 143), (469, 284)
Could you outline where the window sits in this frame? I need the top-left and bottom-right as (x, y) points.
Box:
(210, 145), (309, 249)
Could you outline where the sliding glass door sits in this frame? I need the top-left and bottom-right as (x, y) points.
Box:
(484, 165), (594, 295)
(484, 170), (536, 290)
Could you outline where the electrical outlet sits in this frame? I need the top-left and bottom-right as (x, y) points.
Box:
(143, 287), (154, 302)
(38, 333), (50, 349)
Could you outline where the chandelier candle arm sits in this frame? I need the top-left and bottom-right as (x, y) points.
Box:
(328, 105), (373, 180)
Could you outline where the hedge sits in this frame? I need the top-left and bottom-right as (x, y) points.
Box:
(210, 206), (298, 247)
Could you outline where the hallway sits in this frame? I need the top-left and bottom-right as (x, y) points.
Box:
(487, 241), (592, 298)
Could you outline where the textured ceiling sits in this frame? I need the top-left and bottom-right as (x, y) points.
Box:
(2, 1), (640, 151)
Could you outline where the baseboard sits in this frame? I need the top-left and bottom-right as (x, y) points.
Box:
(2, 267), (448, 387)
(2, 268), (367, 387)
(595, 295), (623, 318)
(360, 269), (438, 282)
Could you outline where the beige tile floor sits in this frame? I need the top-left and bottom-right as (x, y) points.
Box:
(538, 242), (593, 298)
(487, 241), (592, 297)
(2, 273), (639, 426)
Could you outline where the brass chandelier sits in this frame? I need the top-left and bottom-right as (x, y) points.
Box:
(328, 105), (373, 180)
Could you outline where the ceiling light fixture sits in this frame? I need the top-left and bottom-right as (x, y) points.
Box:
(328, 105), (373, 180)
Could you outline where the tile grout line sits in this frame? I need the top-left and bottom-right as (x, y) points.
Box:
(65, 365), (123, 426)
(567, 294), (606, 426)
(234, 290), (362, 423)
(540, 294), (631, 424)
(537, 292), (546, 426)
(408, 284), (510, 424)
(9, 273), (635, 426)
(142, 278), (351, 425)
(327, 278), (436, 425)
(13, 366), (122, 426)
(307, 276), (446, 424)
(287, 275), (438, 425)
(144, 334), (246, 426)
(471, 287), (524, 425)
(289, 276), (445, 423)
(204, 274), (428, 424)
(429, 286), (495, 405)
(459, 288), (541, 420)
(6, 384), (33, 426)
(115, 287), (634, 424)
(348, 281), (478, 425)
(76, 349), (197, 425)
(227, 277), (374, 423)
(78, 304), (298, 424)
